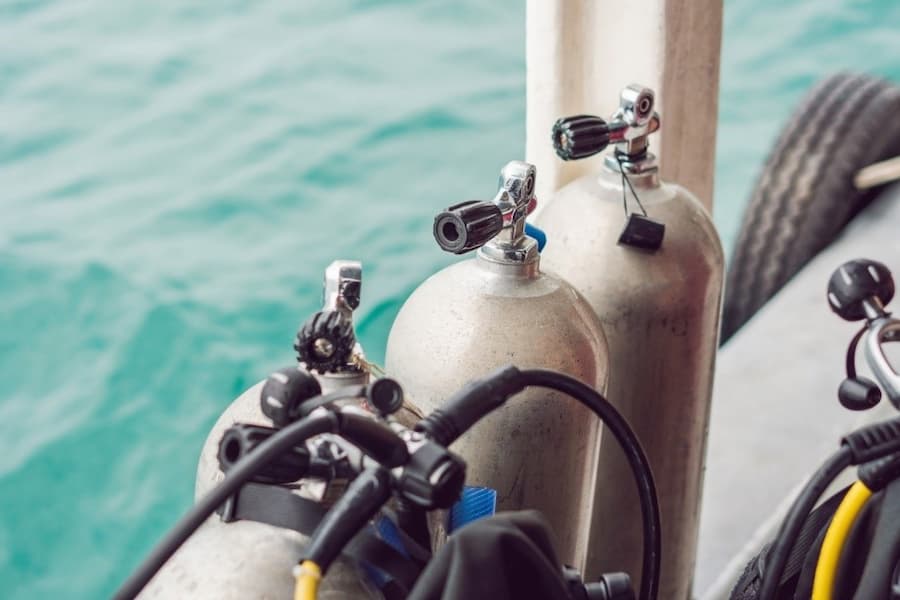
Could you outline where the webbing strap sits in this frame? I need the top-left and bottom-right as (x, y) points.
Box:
(216, 482), (425, 593)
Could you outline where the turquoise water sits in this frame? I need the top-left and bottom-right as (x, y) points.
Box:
(2, 1), (899, 597)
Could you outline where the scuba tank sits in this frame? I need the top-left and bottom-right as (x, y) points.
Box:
(143, 261), (381, 599)
(532, 84), (724, 595)
(385, 160), (610, 572)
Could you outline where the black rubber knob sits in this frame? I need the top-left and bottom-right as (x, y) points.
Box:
(397, 441), (466, 509)
(433, 200), (503, 254)
(260, 366), (323, 427)
(366, 378), (404, 417)
(218, 424), (310, 484)
(295, 310), (356, 373)
(584, 572), (635, 600)
(552, 115), (611, 161)
(838, 377), (882, 411)
(827, 259), (894, 321)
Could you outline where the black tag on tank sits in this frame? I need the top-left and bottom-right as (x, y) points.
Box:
(618, 214), (665, 252)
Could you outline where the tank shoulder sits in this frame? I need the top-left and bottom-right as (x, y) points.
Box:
(664, 181), (724, 266)
(403, 257), (571, 301)
(539, 170), (723, 266)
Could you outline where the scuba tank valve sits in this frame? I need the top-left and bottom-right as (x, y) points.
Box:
(296, 260), (361, 374)
(827, 258), (900, 410)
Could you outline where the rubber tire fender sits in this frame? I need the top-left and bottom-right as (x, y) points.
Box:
(721, 72), (900, 343)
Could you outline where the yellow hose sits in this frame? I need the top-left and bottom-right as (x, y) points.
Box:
(812, 481), (873, 600)
(294, 560), (322, 600)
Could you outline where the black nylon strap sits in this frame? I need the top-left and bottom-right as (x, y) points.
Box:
(217, 482), (328, 533)
(216, 483), (424, 592)
(781, 485), (849, 585)
(731, 487), (849, 600)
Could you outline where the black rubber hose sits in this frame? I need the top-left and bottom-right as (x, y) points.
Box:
(303, 466), (392, 572)
(758, 446), (853, 600)
(516, 369), (660, 600)
(112, 411), (339, 600)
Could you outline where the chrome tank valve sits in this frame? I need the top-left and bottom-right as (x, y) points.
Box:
(553, 84), (660, 173)
(433, 160), (541, 264)
(295, 260), (363, 374)
(828, 259), (900, 410)
(551, 84), (665, 251)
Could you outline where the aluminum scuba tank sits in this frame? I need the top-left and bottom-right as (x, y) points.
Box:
(142, 261), (381, 599)
(532, 84), (725, 597)
(384, 160), (610, 572)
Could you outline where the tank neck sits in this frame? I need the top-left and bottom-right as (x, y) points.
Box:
(603, 153), (661, 189)
(478, 160), (541, 269)
(475, 250), (541, 278)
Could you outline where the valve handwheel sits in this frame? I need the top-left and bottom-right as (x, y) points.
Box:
(827, 259), (895, 321)
(295, 310), (356, 373)
(551, 115), (611, 161)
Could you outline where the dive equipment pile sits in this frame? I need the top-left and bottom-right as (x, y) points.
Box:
(111, 79), (900, 600)
(732, 259), (900, 600)
(113, 362), (660, 600)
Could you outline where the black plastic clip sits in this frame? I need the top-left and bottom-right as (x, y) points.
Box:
(618, 214), (665, 252)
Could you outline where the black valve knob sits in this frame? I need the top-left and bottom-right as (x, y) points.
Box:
(396, 440), (466, 509)
(827, 259), (895, 321)
(552, 115), (611, 161)
(218, 424), (311, 484)
(564, 568), (634, 600)
(433, 200), (503, 255)
(260, 366), (323, 427)
(838, 377), (882, 411)
(295, 310), (356, 373)
(584, 573), (635, 600)
(366, 378), (405, 417)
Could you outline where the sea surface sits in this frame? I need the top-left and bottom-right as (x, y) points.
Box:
(2, 1), (899, 597)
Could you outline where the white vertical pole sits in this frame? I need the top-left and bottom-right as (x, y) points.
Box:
(526, 0), (722, 213)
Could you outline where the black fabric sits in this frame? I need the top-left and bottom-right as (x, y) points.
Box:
(731, 477), (900, 600)
(854, 478), (900, 600)
(730, 487), (848, 600)
(731, 553), (764, 600)
(408, 510), (573, 600)
(792, 513), (830, 600)
(782, 487), (848, 587)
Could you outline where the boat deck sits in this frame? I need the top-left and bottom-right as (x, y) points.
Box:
(696, 183), (900, 599)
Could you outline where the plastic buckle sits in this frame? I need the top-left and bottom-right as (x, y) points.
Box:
(618, 214), (665, 252)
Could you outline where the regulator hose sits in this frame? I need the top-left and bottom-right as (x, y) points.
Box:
(760, 416), (900, 600)
(811, 480), (873, 600)
(112, 411), (339, 600)
(416, 366), (660, 600)
(516, 369), (661, 600)
(295, 467), (392, 600)
(759, 447), (854, 600)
